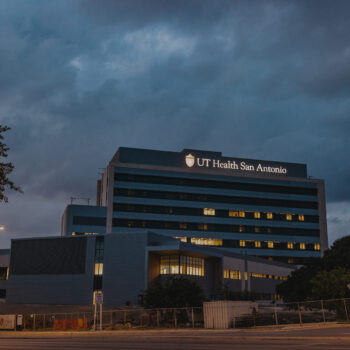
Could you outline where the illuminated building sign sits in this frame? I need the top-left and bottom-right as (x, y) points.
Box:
(116, 147), (307, 178)
(185, 153), (288, 175)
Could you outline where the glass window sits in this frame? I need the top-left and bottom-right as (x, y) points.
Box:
(239, 211), (245, 218)
(298, 214), (305, 221)
(174, 236), (187, 243)
(160, 255), (204, 276)
(223, 269), (241, 280)
(198, 224), (208, 231)
(179, 223), (187, 229)
(287, 242), (294, 249)
(239, 240), (246, 247)
(254, 227), (260, 233)
(254, 212), (261, 219)
(190, 238), (222, 246)
(286, 214), (293, 221)
(266, 212), (273, 219)
(229, 210), (239, 217)
(0, 267), (8, 280)
(300, 243), (306, 250)
(255, 241), (261, 248)
(239, 226), (244, 233)
(267, 241), (274, 249)
(94, 263), (103, 276)
(314, 243), (321, 250)
(203, 208), (215, 216)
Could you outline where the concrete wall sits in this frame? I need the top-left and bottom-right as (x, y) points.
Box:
(102, 233), (148, 306)
(6, 237), (95, 305)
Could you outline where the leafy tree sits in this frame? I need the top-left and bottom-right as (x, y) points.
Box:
(277, 236), (350, 302)
(310, 268), (350, 300)
(0, 125), (21, 202)
(144, 276), (204, 308)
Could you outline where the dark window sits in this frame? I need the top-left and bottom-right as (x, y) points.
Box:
(93, 275), (103, 290)
(112, 218), (320, 237)
(0, 289), (6, 298)
(0, 267), (8, 280)
(95, 236), (104, 263)
(114, 188), (318, 210)
(114, 173), (318, 196)
(73, 216), (106, 226)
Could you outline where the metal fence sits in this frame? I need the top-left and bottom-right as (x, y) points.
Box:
(16, 307), (204, 331)
(231, 298), (350, 328)
(3, 298), (350, 331)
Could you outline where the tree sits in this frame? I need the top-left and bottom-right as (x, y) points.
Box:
(144, 276), (204, 308)
(310, 268), (350, 300)
(0, 125), (21, 202)
(277, 236), (350, 302)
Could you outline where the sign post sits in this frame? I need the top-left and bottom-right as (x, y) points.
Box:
(94, 292), (103, 331)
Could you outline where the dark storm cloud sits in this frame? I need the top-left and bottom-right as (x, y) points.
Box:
(0, 0), (350, 247)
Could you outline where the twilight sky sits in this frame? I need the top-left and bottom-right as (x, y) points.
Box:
(1, 0), (350, 248)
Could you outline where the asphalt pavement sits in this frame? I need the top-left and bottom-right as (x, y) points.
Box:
(1, 324), (350, 349)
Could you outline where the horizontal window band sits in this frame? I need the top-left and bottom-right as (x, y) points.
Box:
(114, 188), (318, 210)
(112, 218), (320, 237)
(115, 173), (318, 196)
(113, 203), (319, 223)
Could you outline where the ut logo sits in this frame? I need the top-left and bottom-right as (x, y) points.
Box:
(185, 154), (195, 167)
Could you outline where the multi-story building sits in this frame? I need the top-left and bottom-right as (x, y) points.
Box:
(62, 147), (328, 266)
(3, 147), (328, 305)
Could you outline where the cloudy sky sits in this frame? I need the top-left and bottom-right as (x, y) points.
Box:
(0, 0), (349, 248)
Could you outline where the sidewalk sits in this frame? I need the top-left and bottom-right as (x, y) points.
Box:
(0, 321), (349, 338)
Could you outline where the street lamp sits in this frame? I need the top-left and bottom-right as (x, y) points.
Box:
(0, 225), (5, 231)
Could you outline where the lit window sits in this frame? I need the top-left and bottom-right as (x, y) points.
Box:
(288, 258), (294, 264)
(239, 226), (245, 232)
(254, 212), (261, 219)
(298, 214), (305, 221)
(198, 224), (208, 231)
(174, 236), (187, 243)
(251, 273), (268, 279)
(266, 213), (273, 219)
(203, 208), (215, 216)
(300, 243), (306, 250)
(160, 255), (204, 276)
(267, 241), (274, 249)
(255, 241), (261, 248)
(94, 263), (103, 276)
(268, 257), (274, 261)
(229, 210), (245, 218)
(314, 243), (321, 251)
(287, 242), (294, 249)
(239, 240), (246, 247)
(286, 214), (293, 221)
(223, 269), (241, 280)
(254, 227), (260, 233)
(72, 232), (98, 236)
(190, 238), (222, 246)
(179, 223), (187, 229)
(244, 272), (248, 281)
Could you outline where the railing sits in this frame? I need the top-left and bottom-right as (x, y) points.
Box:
(1, 298), (350, 331)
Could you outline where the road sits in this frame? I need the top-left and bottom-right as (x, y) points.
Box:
(1, 325), (350, 349)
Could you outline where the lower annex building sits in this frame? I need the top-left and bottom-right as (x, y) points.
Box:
(1, 147), (327, 305)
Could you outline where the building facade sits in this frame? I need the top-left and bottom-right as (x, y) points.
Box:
(65, 147), (328, 266)
(6, 232), (295, 305)
(3, 147), (328, 305)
